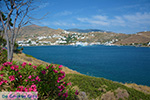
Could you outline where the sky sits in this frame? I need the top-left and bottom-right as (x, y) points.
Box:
(2, 0), (150, 34)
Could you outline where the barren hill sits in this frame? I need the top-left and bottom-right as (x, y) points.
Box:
(115, 31), (150, 45)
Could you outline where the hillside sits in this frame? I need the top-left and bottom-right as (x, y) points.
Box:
(13, 53), (150, 100)
(17, 25), (62, 41)
(16, 25), (150, 47)
(115, 31), (150, 45)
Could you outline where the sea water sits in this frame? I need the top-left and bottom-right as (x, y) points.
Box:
(23, 45), (150, 86)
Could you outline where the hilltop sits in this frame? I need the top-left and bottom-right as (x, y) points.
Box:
(16, 25), (150, 47)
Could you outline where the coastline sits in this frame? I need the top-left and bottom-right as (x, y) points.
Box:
(13, 53), (80, 75)
(13, 53), (150, 95)
(19, 44), (150, 48)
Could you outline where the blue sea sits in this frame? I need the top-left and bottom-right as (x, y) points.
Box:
(23, 45), (150, 86)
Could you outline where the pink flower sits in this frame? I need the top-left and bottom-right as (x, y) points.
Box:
(23, 62), (27, 65)
(8, 62), (12, 65)
(63, 92), (68, 98)
(57, 80), (60, 83)
(10, 66), (15, 70)
(51, 66), (55, 68)
(67, 82), (72, 86)
(46, 66), (49, 69)
(16, 90), (20, 92)
(35, 76), (39, 80)
(60, 70), (65, 74)
(15, 65), (19, 69)
(58, 77), (62, 80)
(29, 63), (32, 66)
(0, 81), (3, 85)
(9, 75), (15, 81)
(31, 84), (37, 92)
(28, 75), (32, 79)
(24, 87), (28, 92)
(31, 84), (36, 88)
(3, 80), (7, 83)
(20, 75), (22, 78)
(15, 69), (18, 71)
(41, 70), (46, 74)
(22, 62), (27, 67)
(0, 74), (4, 77)
(58, 86), (61, 89)
(65, 92), (68, 98)
(29, 87), (33, 92)
(75, 90), (79, 95)
(33, 88), (37, 92)
(25, 80), (28, 82)
(32, 65), (37, 69)
(61, 85), (65, 89)
(53, 69), (58, 73)
(59, 65), (63, 68)
(31, 79), (35, 81)
(35, 76), (40, 81)
(60, 89), (63, 92)
(58, 93), (61, 96)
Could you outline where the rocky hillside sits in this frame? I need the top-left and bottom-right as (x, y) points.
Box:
(16, 25), (150, 46)
(17, 25), (63, 41)
(115, 31), (150, 45)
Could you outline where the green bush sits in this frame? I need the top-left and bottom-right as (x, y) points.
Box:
(0, 46), (7, 64)
(0, 36), (6, 47)
(0, 62), (78, 99)
(64, 74), (150, 100)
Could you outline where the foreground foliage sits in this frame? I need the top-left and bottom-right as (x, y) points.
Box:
(64, 74), (150, 100)
(0, 47), (7, 64)
(0, 62), (78, 99)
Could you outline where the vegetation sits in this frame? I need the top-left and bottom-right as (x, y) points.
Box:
(0, 36), (7, 64)
(64, 74), (150, 100)
(0, 62), (78, 99)
(25, 54), (35, 58)
(0, 47), (7, 64)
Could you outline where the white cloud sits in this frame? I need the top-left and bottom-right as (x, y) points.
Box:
(93, 15), (108, 21)
(123, 12), (150, 24)
(53, 22), (76, 27)
(54, 11), (72, 16)
(77, 12), (150, 27)
(77, 15), (110, 26)
(39, 3), (49, 9)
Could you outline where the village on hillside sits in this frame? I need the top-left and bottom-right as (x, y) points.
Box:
(16, 25), (150, 47)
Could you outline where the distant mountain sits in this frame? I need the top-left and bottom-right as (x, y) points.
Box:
(65, 28), (107, 33)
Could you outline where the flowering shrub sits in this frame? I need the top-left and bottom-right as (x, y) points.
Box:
(0, 62), (78, 99)
(0, 46), (7, 64)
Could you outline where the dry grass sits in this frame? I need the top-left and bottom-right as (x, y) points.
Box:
(13, 53), (80, 75)
(125, 83), (150, 94)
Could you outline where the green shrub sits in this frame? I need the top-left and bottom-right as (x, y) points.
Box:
(0, 46), (7, 64)
(64, 74), (150, 100)
(0, 62), (78, 99)
(25, 54), (35, 58)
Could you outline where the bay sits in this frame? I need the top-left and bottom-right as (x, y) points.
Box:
(23, 45), (150, 86)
